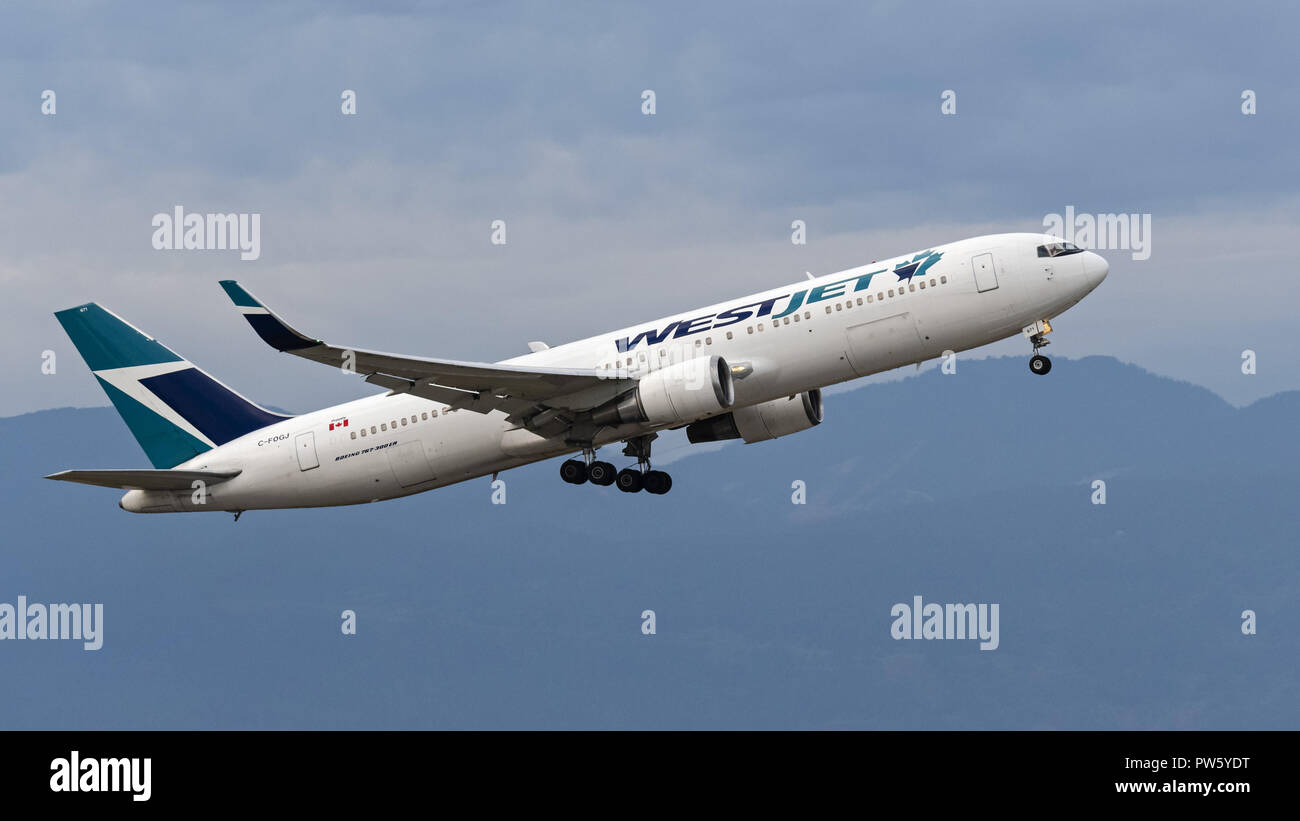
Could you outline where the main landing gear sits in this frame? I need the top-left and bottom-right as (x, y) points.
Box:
(559, 434), (672, 495)
(1023, 319), (1053, 375)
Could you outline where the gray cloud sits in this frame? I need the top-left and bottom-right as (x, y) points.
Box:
(1, 0), (1296, 419)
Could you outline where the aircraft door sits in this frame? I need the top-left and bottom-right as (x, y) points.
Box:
(295, 432), (320, 471)
(972, 252), (999, 292)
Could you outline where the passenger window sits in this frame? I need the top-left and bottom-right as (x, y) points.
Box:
(877, 292), (884, 300)
(401, 418), (407, 426)
(422, 412), (428, 421)
(909, 284), (916, 292)
(940, 275), (947, 284)
(889, 289), (895, 297)
(825, 306), (832, 314)
(835, 303), (842, 311)
(706, 336), (712, 344)
(381, 423), (387, 431)
(747, 326), (754, 334)
(370, 425), (377, 434)
(929, 278), (936, 287)
(726, 331), (733, 339)
(803, 311), (810, 319)
(783, 317), (790, 325)
(391, 420), (397, 428)
(361, 429), (367, 437)
(792, 313), (800, 322)
(695, 339), (702, 346)
(919, 281), (926, 289)
(758, 323), (764, 332)
(857, 297), (863, 305)
(351, 431), (357, 440)
(867, 295), (874, 303)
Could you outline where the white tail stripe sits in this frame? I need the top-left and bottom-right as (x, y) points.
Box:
(93, 362), (217, 448)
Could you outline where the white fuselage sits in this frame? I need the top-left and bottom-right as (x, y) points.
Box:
(121, 232), (1107, 513)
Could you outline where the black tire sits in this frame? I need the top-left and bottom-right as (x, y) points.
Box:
(560, 459), (588, 484)
(615, 468), (644, 493)
(643, 470), (672, 495)
(1029, 354), (1052, 375)
(588, 461), (616, 486)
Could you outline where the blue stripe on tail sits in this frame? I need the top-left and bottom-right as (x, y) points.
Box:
(139, 368), (288, 446)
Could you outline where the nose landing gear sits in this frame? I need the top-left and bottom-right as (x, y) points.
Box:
(1023, 319), (1053, 376)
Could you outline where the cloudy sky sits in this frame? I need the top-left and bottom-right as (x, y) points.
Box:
(2, 0), (1297, 419)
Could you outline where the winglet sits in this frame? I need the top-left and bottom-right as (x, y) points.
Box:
(218, 281), (320, 352)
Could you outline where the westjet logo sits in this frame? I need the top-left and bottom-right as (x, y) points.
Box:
(892, 250), (943, 282)
(613, 253), (942, 353)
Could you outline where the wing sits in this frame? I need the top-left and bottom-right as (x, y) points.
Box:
(45, 469), (242, 491)
(218, 281), (631, 423)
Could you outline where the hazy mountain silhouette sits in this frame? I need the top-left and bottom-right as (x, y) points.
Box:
(1, 356), (1295, 729)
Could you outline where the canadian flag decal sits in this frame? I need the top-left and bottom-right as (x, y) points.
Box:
(329, 417), (349, 431)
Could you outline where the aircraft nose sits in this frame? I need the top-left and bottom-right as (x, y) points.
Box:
(1082, 251), (1109, 289)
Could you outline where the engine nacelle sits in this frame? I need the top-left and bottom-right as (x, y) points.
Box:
(686, 389), (823, 444)
(592, 355), (734, 427)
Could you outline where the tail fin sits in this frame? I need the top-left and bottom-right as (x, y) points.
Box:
(54, 303), (291, 468)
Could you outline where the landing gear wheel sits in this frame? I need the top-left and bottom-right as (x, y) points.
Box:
(615, 468), (644, 493)
(643, 470), (672, 495)
(560, 459), (588, 484)
(1029, 354), (1052, 375)
(588, 461), (617, 486)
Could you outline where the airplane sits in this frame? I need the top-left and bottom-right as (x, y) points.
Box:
(46, 232), (1107, 515)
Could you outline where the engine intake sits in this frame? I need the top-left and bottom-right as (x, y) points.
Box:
(686, 389), (823, 444)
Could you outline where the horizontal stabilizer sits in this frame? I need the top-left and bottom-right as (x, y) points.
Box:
(44, 468), (242, 491)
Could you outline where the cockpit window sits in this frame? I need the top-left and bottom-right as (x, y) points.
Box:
(1037, 241), (1085, 258)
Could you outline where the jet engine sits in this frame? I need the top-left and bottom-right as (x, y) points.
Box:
(685, 389), (823, 444)
(591, 355), (735, 427)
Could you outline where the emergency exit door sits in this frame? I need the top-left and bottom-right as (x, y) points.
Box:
(972, 252), (999, 292)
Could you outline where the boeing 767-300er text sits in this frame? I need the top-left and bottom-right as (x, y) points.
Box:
(47, 233), (1107, 515)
